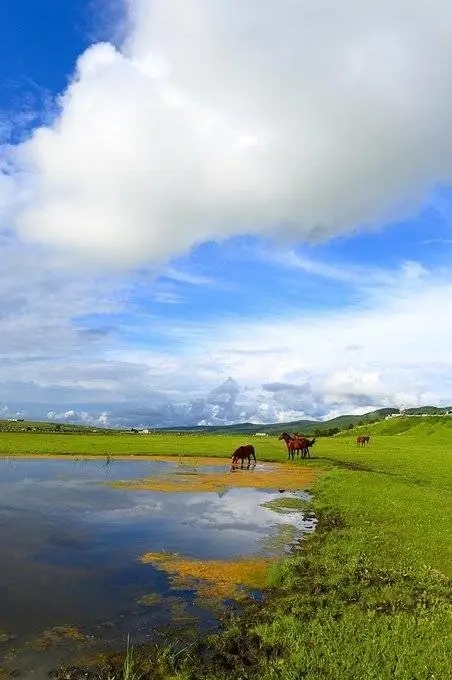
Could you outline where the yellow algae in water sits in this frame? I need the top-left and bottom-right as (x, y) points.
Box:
(140, 552), (272, 599)
(0, 667), (13, 680)
(261, 496), (310, 514)
(138, 592), (164, 607)
(258, 523), (299, 553)
(113, 462), (314, 494)
(166, 597), (199, 627)
(32, 625), (86, 652)
(0, 630), (14, 644)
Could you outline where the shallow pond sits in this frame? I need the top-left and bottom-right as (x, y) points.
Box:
(0, 457), (315, 678)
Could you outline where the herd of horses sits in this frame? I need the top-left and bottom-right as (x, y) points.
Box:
(231, 432), (371, 468)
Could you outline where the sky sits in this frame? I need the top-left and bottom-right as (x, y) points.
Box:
(2, 0), (452, 429)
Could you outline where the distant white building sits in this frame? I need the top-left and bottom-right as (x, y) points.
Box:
(139, 429), (150, 434)
(254, 432), (268, 437)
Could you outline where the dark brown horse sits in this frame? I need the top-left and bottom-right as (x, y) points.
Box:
(231, 444), (256, 469)
(356, 435), (370, 447)
(300, 437), (316, 459)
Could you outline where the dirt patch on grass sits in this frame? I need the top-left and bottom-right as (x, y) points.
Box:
(140, 552), (273, 599)
(112, 462), (315, 494)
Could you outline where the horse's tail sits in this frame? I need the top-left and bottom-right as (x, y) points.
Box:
(250, 445), (256, 461)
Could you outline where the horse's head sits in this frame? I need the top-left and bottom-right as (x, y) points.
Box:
(278, 432), (290, 441)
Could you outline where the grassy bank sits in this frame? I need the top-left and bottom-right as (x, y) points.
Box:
(104, 428), (450, 680)
(2, 424), (452, 678)
(0, 431), (285, 459)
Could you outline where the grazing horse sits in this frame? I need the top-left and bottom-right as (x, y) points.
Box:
(356, 435), (370, 447)
(231, 444), (256, 469)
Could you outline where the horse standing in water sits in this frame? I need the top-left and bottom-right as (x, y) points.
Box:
(231, 444), (257, 469)
(356, 435), (370, 447)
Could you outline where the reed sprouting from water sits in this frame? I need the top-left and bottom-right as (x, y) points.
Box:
(122, 635), (137, 680)
(103, 635), (139, 680)
(99, 633), (196, 680)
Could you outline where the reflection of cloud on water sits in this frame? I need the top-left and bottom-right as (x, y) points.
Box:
(83, 488), (311, 548)
(89, 498), (163, 521)
(180, 488), (311, 533)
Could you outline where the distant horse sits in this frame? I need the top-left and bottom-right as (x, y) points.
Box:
(356, 435), (370, 447)
(231, 444), (256, 469)
(278, 433), (315, 460)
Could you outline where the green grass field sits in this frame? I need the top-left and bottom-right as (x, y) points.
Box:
(1, 418), (451, 679)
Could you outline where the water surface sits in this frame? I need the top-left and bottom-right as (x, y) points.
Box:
(0, 457), (314, 678)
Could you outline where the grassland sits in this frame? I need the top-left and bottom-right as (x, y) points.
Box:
(1, 417), (452, 679)
(158, 422), (450, 680)
(0, 431), (282, 458)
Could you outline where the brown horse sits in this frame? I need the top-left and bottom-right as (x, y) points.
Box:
(278, 433), (315, 460)
(356, 435), (370, 447)
(278, 432), (300, 460)
(231, 444), (256, 469)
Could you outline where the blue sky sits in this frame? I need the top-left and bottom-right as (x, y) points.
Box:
(1, 0), (452, 428)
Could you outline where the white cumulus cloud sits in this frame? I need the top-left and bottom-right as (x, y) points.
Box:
(4, 0), (452, 268)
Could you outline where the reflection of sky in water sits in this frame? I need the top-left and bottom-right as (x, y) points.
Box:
(0, 457), (314, 677)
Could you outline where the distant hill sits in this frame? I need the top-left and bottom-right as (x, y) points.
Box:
(156, 406), (452, 435)
(401, 406), (452, 415)
(155, 407), (402, 435)
(338, 412), (452, 438)
(1, 405), (451, 436)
